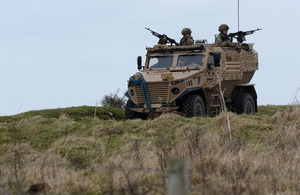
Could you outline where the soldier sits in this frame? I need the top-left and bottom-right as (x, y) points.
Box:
(180, 28), (194, 46)
(215, 24), (234, 46)
(158, 35), (168, 45)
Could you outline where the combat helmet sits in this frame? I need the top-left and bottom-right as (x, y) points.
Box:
(218, 24), (229, 32)
(181, 28), (192, 35)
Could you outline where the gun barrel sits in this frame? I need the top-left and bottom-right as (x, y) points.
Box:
(145, 27), (154, 33)
(251, 28), (262, 32)
(225, 28), (262, 43)
(145, 27), (178, 46)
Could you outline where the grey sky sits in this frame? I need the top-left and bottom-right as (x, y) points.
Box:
(1, 0), (300, 116)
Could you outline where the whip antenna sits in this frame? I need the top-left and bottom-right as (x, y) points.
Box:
(238, 0), (240, 31)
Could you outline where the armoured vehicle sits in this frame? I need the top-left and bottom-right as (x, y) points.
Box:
(125, 29), (260, 119)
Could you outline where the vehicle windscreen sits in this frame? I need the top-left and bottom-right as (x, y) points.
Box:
(177, 54), (203, 67)
(148, 56), (174, 69)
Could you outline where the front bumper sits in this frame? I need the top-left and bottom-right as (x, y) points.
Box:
(130, 104), (178, 113)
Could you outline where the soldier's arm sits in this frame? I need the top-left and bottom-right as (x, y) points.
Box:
(215, 35), (223, 45)
(187, 36), (194, 45)
(180, 37), (187, 45)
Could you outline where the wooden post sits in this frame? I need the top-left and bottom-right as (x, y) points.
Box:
(167, 158), (189, 195)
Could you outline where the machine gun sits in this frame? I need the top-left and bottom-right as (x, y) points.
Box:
(145, 27), (179, 46)
(225, 28), (262, 43)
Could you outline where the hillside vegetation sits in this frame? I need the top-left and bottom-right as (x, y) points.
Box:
(0, 105), (299, 194)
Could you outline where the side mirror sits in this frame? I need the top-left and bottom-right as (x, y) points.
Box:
(213, 52), (221, 67)
(208, 52), (221, 69)
(137, 56), (142, 70)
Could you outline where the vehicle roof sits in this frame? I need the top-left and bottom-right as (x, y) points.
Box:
(146, 44), (206, 54)
(146, 43), (255, 54)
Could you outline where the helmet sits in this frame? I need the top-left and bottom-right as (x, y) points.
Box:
(181, 28), (192, 35)
(218, 24), (229, 32)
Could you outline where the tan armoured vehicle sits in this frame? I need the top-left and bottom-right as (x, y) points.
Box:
(125, 28), (261, 119)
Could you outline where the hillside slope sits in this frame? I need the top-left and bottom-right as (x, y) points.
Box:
(0, 105), (299, 194)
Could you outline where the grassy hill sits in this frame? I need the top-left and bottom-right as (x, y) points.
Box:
(0, 105), (299, 194)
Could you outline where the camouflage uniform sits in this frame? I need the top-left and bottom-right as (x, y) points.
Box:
(215, 34), (232, 46)
(215, 24), (235, 47)
(180, 28), (194, 46)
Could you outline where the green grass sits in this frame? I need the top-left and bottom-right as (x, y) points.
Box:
(0, 106), (125, 123)
(0, 106), (125, 152)
(0, 106), (280, 159)
(256, 105), (291, 116)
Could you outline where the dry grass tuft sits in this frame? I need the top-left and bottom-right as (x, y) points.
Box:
(0, 106), (299, 194)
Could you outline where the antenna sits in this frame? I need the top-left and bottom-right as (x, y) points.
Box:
(238, 0), (240, 31)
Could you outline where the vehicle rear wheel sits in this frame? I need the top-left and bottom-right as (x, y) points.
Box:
(125, 99), (147, 120)
(232, 93), (255, 115)
(179, 94), (205, 117)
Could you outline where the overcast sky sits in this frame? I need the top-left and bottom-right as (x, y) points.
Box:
(1, 0), (300, 116)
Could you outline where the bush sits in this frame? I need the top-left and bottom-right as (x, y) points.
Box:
(101, 89), (127, 109)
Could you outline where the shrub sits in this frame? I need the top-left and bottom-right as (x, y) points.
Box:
(101, 89), (127, 109)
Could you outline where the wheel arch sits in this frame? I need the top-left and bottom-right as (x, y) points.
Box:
(231, 85), (257, 112)
(173, 87), (207, 111)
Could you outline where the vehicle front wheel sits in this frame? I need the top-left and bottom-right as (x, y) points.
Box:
(179, 94), (205, 117)
(125, 99), (147, 120)
(232, 93), (256, 115)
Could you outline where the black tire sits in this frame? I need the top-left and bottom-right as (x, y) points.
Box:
(232, 93), (255, 115)
(125, 99), (147, 120)
(179, 94), (205, 117)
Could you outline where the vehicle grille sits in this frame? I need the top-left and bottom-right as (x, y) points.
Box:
(136, 82), (169, 105)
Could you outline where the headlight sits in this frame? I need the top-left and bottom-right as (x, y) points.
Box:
(171, 88), (180, 94)
(172, 80), (183, 85)
(130, 90), (134, 96)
